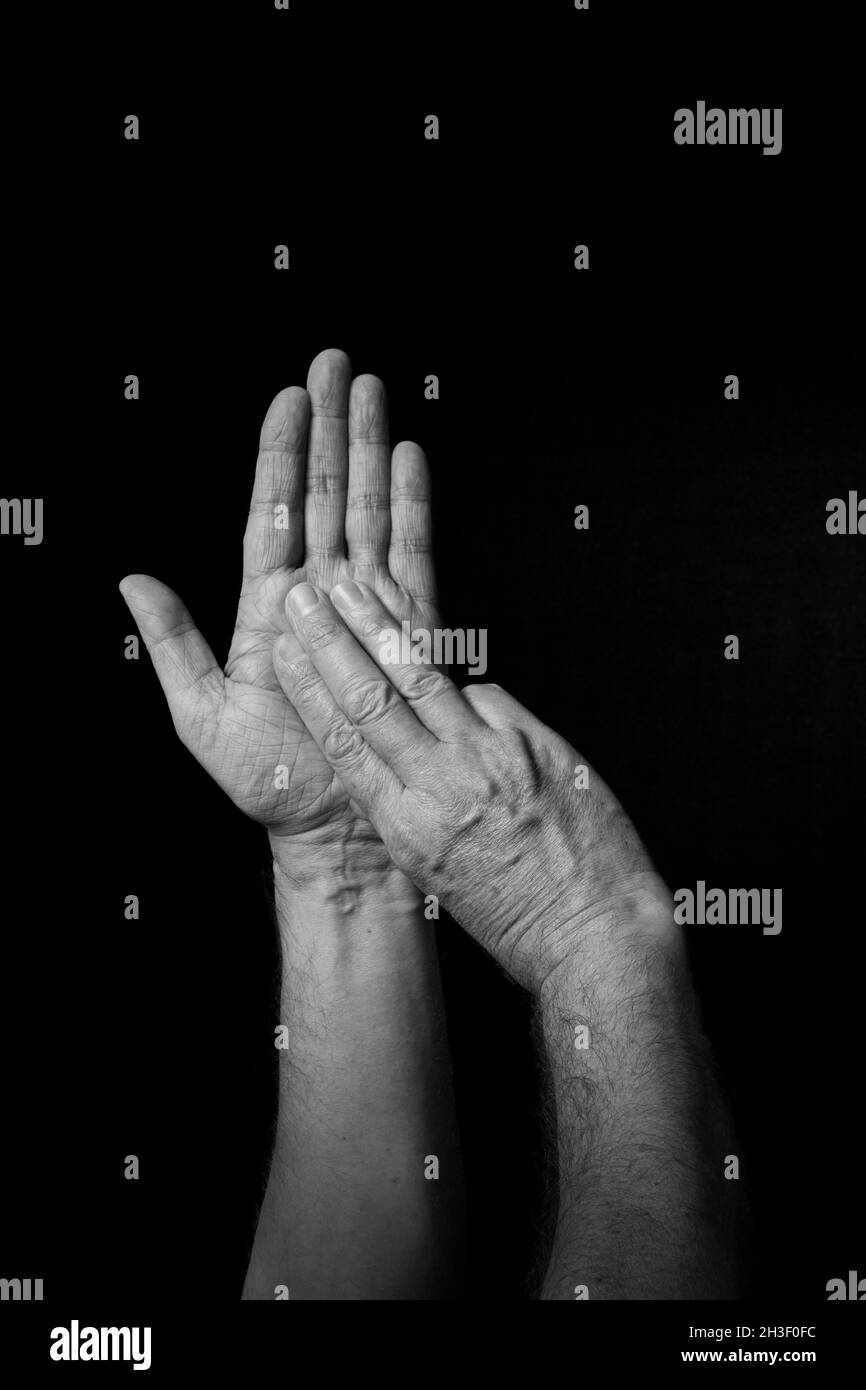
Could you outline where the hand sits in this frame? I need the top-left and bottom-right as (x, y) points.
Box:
(271, 579), (676, 991)
(120, 349), (439, 850)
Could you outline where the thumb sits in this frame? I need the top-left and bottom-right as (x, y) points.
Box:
(120, 574), (224, 735)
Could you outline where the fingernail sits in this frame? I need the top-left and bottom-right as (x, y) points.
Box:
(288, 583), (319, 615)
(332, 580), (365, 609)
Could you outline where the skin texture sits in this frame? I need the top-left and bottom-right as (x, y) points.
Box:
(271, 577), (675, 992)
(122, 349), (746, 1298)
(270, 578), (748, 1298)
(121, 349), (465, 1300)
(120, 348), (438, 856)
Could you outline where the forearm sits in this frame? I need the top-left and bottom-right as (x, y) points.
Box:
(242, 828), (464, 1300)
(536, 896), (747, 1300)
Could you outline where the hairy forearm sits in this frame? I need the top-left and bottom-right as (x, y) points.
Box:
(537, 898), (747, 1300)
(242, 829), (463, 1300)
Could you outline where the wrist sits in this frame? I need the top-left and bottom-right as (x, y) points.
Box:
(535, 871), (685, 1004)
(267, 820), (433, 983)
(269, 817), (421, 905)
(535, 876), (713, 1096)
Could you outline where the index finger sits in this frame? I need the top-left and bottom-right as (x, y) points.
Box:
(284, 583), (440, 783)
(242, 386), (310, 578)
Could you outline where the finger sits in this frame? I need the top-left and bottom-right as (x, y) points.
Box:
(243, 386), (310, 578)
(284, 583), (438, 780)
(304, 348), (350, 561)
(462, 684), (584, 807)
(346, 374), (391, 565)
(272, 639), (403, 830)
(119, 573), (224, 728)
(389, 441), (436, 604)
(330, 580), (484, 742)
(460, 683), (533, 728)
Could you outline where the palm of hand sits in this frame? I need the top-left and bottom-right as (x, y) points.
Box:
(219, 561), (437, 835)
(121, 349), (438, 842)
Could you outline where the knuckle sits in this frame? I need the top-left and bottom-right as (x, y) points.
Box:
(286, 662), (320, 704)
(502, 729), (543, 792)
(461, 681), (500, 701)
(346, 492), (390, 513)
(354, 610), (388, 642)
(425, 810), (469, 873)
(343, 677), (397, 728)
(442, 781), (486, 830)
(460, 683), (505, 719)
(389, 813), (431, 878)
(306, 465), (342, 496)
(322, 720), (366, 765)
(400, 665), (446, 703)
(304, 615), (344, 651)
(408, 784), (466, 856)
(391, 536), (432, 554)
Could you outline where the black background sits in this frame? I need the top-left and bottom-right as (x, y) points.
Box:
(2, 0), (863, 1326)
